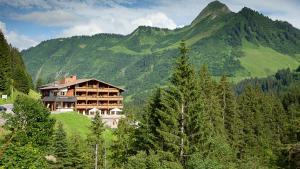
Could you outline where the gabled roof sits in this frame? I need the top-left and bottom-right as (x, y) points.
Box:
(39, 78), (125, 91)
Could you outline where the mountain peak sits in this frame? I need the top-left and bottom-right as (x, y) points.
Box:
(191, 1), (231, 24)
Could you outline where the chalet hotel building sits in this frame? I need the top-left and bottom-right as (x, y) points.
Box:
(39, 76), (124, 123)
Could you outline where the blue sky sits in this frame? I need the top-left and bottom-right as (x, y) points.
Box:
(0, 0), (299, 50)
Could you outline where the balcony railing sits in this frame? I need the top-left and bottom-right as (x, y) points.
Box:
(76, 95), (123, 101)
(76, 104), (123, 109)
(75, 87), (120, 92)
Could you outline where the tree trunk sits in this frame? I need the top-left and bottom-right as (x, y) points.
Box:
(180, 103), (184, 162)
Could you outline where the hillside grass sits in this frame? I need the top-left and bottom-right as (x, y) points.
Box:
(51, 112), (92, 138)
(239, 41), (299, 78)
(51, 112), (115, 142)
(0, 89), (41, 105)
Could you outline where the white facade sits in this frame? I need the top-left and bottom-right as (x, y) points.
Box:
(86, 108), (125, 128)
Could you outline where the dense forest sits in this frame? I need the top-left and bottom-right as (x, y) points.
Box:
(0, 30), (33, 95)
(1, 42), (299, 168)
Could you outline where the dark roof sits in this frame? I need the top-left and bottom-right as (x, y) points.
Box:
(42, 96), (77, 102)
(39, 78), (125, 91)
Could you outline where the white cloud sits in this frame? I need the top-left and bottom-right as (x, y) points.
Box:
(132, 12), (177, 29)
(1, 0), (300, 49)
(14, 10), (81, 27)
(0, 21), (38, 50)
(60, 21), (103, 37)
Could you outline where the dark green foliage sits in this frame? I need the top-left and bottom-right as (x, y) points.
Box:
(86, 111), (105, 168)
(51, 122), (69, 169)
(1, 143), (49, 168)
(35, 77), (44, 91)
(235, 68), (300, 94)
(111, 116), (136, 168)
(67, 134), (86, 169)
(125, 151), (183, 169)
(217, 75), (243, 159)
(281, 83), (300, 143)
(0, 95), (55, 168)
(3, 95), (55, 147)
(0, 30), (32, 95)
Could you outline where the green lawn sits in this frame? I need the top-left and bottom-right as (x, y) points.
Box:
(51, 112), (115, 142)
(51, 112), (92, 138)
(239, 41), (299, 78)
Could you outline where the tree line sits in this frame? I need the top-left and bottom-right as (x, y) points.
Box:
(0, 31), (33, 95)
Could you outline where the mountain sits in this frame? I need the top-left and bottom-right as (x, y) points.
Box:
(0, 31), (33, 95)
(21, 1), (300, 102)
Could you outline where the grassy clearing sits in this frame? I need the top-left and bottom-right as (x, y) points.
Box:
(51, 112), (92, 138)
(239, 41), (299, 78)
(51, 112), (115, 140)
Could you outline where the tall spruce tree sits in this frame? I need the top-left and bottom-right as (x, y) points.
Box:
(111, 116), (136, 168)
(67, 134), (86, 169)
(189, 66), (235, 167)
(169, 41), (198, 162)
(52, 122), (69, 169)
(135, 41), (198, 165)
(87, 111), (105, 169)
(217, 75), (243, 156)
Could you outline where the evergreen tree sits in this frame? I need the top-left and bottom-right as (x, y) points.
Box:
(217, 75), (243, 156)
(12, 65), (31, 94)
(52, 122), (69, 169)
(36, 77), (44, 91)
(0, 143), (49, 168)
(125, 151), (183, 169)
(0, 69), (10, 95)
(3, 95), (55, 147)
(134, 88), (165, 152)
(169, 41), (198, 162)
(111, 116), (136, 168)
(67, 134), (86, 169)
(87, 111), (105, 169)
(189, 66), (235, 166)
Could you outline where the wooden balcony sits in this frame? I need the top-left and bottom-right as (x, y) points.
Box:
(76, 104), (123, 109)
(75, 87), (120, 93)
(76, 95), (123, 101)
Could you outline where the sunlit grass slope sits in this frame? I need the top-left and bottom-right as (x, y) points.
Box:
(51, 112), (91, 137)
(239, 41), (299, 78)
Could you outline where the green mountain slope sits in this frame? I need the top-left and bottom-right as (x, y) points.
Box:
(21, 1), (300, 101)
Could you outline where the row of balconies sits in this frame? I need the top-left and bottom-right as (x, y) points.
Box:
(76, 96), (123, 101)
(76, 104), (123, 109)
(75, 87), (120, 93)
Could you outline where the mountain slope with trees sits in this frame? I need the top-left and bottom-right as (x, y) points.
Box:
(1, 42), (299, 168)
(0, 31), (33, 95)
(21, 1), (300, 101)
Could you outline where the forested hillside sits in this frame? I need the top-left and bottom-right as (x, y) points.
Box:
(0, 31), (33, 95)
(21, 1), (300, 101)
(1, 42), (299, 168)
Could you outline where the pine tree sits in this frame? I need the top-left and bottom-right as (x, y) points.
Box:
(169, 41), (198, 162)
(0, 69), (10, 95)
(111, 116), (136, 168)
(36, 77), (44, 91)
(67, 134), (86, 169)
(217, 75), (243, 156)
(189, 66), (235, 166)
(52, 122), (69, 169)
(135, 42), (198, 166)
(87, 111), (105, 169)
